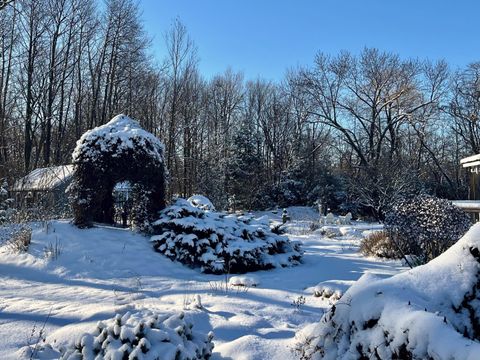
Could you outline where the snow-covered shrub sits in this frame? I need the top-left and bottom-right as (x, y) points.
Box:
(317, 226), (341, 238)
(312, 286), (342, 302)
(311, 280), (350, 303)
(0, 179), (7, 199)
(26, 311), (214, 360)
(0, 179), (14, 224)
(385, 194), (471, 263)
(296, 224), (480, 360)
(70, 114), (166, 229)
(151, 198), (303, 274)
(359, 230), (397, 258)
(228, 275), (259, 287)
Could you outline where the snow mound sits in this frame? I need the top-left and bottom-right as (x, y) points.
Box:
(151, 198), (303, 274)
(72, 114), (165, 164)
(229, 275), (259, 287)
(316, 226), (342, 238)
(22, 311), (214, 360)
(187, 195), (216, 211)
(298, 223), (480, 359)
(338, 226), (360, 237)
(311, 280), (352, 302)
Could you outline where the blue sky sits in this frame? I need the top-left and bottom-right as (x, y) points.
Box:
(141, 0), (480, 81)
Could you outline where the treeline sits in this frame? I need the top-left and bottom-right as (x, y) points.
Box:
(0, 0), (479, 218)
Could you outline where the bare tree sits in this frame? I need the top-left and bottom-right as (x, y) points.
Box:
(449, 62), (480, 154)
(294, 49), (450, 217)
(0, 0), (15, 11)
(163, 18), (198, 195)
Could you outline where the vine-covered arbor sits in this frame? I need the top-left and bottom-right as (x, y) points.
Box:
(70, 114), (166, 230)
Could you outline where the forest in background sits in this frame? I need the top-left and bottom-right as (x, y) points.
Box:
(1, 0), (480, 218)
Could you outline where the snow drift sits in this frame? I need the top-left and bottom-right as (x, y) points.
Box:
(298, 223), (480, 359)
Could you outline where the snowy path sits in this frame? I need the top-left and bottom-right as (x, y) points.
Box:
(0, 213), (406, 359)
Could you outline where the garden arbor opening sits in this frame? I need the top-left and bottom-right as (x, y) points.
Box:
(70, 114), (166, 230)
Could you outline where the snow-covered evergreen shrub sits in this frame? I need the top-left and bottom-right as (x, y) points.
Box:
(151, 198), (303, 274)
(0, 179), (11, 224)
(70, 114), (166, 229)
(384, 194), (471, 263)
(296, 224), (480, 360)
(27, 311), (214, 360)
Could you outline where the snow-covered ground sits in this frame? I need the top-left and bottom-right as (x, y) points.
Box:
(0, 207), (406, 359)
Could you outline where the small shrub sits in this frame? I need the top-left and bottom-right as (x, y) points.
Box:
(271, 223), (286, 235)
(384, 194), (471, 263)
(360, 231), (397, 258)
(7, 227), (31, 253)
(319, 226), (340, 238)
(309, 221), (321, 232)
(291, 295), (306, 311)
(43, 237), (62, 260)
(313, 287), (343, 302)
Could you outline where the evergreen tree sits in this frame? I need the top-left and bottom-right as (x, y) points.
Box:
(226, 120), (263, 210)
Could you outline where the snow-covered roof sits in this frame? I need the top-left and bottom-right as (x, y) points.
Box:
(72, 114), (165, 164)
(12, 165), (74, 192)
(460, 153), (480, 166)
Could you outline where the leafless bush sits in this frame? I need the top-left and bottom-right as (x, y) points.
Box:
(6, 227), (32, 253)
(26, 309), (52, 360)
(309, 221), (320, 232)
(291, 295), (306, 312)
(360, 231), (397, 258)
(43, 237), (62, 260)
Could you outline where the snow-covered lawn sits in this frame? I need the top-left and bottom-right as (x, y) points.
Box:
(0, 208), (406, 359)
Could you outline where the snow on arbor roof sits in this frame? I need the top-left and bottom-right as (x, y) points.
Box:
(72, 114), (165, 163)
(12, 165), (74, 192)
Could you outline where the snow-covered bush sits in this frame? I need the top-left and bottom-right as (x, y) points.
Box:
(384, 194), (471, 263)
(70, 114), (167, 230)
(312, 285), (343, 302)
(317, 226), (341, 238)
(228, 275), (259, 287)
(0, 179), (13, 224)
(151, 198), (303, 274)
(25, 311), (214, 359)
(296, 224), (480, 360)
